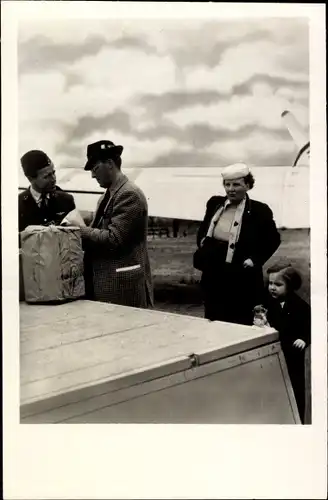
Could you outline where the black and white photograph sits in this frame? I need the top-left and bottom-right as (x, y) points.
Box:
(17, 11), (312, 425)
(2, 2), (327, 499)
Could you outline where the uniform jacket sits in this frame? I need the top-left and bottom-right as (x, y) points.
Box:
(197, 194), (281, 268)
(19, 186), (75, 233)
(81, 174), (154, 308)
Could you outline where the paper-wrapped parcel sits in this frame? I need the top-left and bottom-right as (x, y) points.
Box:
(20, 225), (85, 303)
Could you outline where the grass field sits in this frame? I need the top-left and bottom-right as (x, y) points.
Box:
(148, 228), (310, 317)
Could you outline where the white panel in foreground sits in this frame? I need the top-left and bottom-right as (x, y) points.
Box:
(57, 344), (300, 424)
(20, 301), (300, 424)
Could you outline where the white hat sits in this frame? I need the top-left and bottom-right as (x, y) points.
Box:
(221, 162), (250, 180)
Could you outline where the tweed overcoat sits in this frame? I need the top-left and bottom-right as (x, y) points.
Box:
(19, 186), (75, 233)
(196, 194), (281, 324)
(81, 175), (154, 308)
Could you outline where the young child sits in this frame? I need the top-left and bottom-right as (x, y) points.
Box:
(260, 263), (311, 424)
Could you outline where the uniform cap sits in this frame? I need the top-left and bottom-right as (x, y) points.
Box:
(20, 150), (52, 177)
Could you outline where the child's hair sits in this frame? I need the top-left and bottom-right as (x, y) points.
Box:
(267, 262), (302, 291)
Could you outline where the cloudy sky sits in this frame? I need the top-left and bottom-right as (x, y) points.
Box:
(18, 17), (309, 169)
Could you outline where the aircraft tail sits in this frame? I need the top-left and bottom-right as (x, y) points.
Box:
(281, 110), (310, 166)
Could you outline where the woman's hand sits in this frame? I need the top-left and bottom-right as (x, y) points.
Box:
(293, 339), (306, 350)
(243, 258), (254, 268)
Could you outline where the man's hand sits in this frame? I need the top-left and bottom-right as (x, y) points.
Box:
(243, 258), (254, 268)
(293, 339), (306, 350)
(61, 209), (86, 227)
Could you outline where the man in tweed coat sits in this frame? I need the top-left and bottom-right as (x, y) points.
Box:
(66, 140), (153, 308)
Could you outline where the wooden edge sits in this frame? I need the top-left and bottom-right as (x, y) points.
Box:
(21, 367), (188, 423)
(278, 351), (302, 424)
(196, 330), (279, 365)
(22, 341), (284, 424)
(21, 327), (278, 413)
(185, 342), (282, 382)
(20, 356), (193, 419)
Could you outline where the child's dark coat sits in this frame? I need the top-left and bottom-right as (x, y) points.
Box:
(265, 292), (311, 423)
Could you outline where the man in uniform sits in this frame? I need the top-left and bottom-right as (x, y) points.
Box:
(19, 150), (75, 232)
(65, 140), (153, 309)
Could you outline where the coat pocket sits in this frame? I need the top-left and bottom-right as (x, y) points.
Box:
(113, 264), (147, 307)
(116, 264), (141, 273)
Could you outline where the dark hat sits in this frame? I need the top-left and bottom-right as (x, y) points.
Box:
(20, 150), (52, 177)
(84, 140), (124, 171)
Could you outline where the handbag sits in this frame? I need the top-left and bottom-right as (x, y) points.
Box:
(193, 237), (228, 272)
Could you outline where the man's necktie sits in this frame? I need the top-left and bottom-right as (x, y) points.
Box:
(85, 190), (111, 299)
(92, 189), (111, 228)
(39, 193), (48, 211)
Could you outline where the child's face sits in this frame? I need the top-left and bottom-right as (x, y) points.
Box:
(268, 272), (288, 301)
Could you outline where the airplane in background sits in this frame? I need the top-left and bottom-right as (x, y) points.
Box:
(18, 109), (310, 229)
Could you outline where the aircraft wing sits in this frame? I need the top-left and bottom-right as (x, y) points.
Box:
(19, 164), (309, 228)
(18, 110), (309, 228)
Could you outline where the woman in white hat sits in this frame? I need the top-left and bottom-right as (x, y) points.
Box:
(193, 162), (281, 325)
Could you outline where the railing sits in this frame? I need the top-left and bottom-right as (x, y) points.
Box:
(148, 226), (171, 238)
(19, 187), (103, 195)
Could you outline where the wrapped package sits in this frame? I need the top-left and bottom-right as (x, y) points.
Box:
(20, 225), (85, 303)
